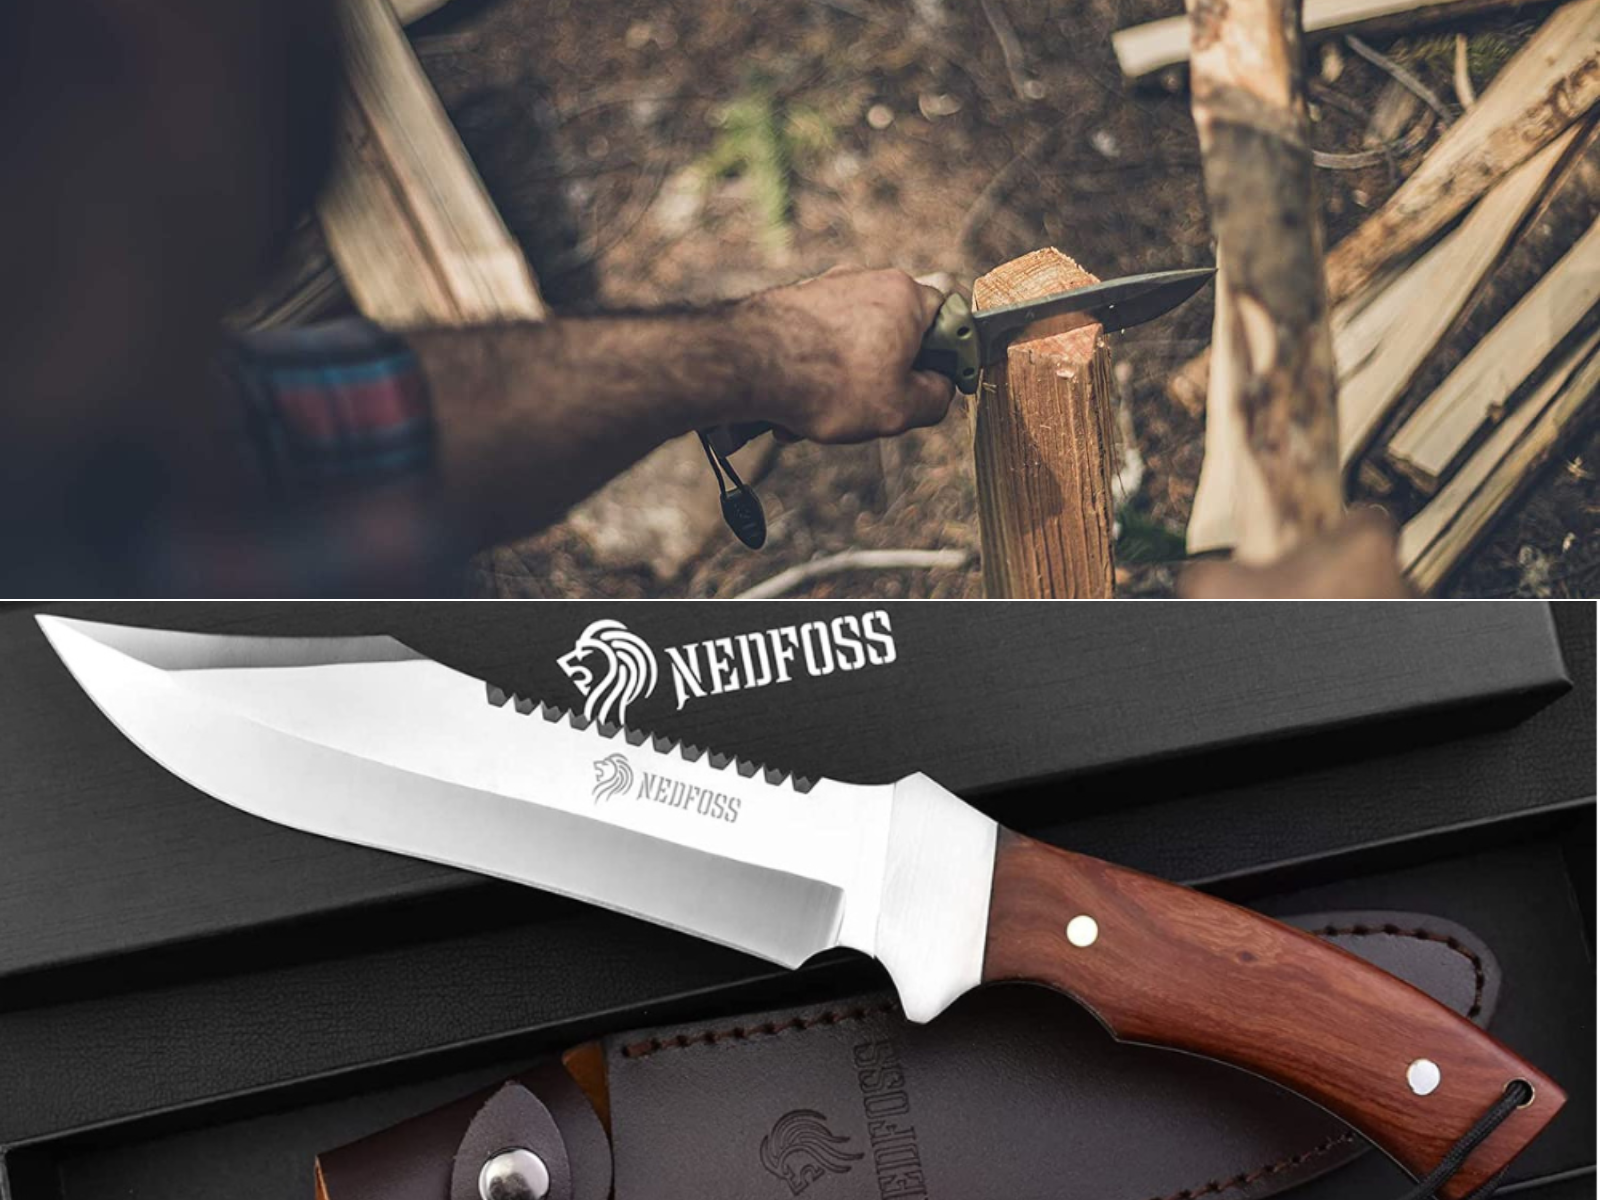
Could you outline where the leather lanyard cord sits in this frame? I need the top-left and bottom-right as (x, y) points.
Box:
(697, 431), (734, 497)
(697, 431), (768, 549)
(1397, 1079), (1535, 1200)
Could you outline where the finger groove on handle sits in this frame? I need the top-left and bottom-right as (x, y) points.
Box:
(981, 832), (1564, 1200)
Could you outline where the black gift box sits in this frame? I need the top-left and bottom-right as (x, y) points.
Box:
(0, 601), (1590, 1200)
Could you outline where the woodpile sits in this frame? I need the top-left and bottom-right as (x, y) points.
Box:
(1176, 0), (1600, 590)
(1113, 0), (1551, 83)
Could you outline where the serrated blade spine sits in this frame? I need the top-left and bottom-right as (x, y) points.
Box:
(484, 681), (817, 793)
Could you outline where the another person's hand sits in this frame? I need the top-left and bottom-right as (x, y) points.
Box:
(735, 265), (956, 443)
(1180, 509), (1412, 598)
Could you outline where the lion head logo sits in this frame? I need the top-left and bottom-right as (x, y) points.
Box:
(759, 1110), (862, 1195)
(591, 753), (634, 804)
(556, 619), (659, 726)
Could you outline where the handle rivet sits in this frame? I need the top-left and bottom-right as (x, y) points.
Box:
(1065, 915), (1099, 947)
(480, 1149), (551, 1200)
(1407, 1059), (1442, 1097)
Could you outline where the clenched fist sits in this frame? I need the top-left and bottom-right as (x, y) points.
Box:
(734, 266), (956, 443)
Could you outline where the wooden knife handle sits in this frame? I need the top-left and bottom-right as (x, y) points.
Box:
(982, 832), (1564, 1199)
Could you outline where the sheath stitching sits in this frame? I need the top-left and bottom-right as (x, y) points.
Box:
(1157, 924), (1487, 1200)
(619, 1002), (900, 1059)
(615, 926), (1487, 1200)
(1311, 923), (1487, 1019)
(1162, 1132), (1358, 1200)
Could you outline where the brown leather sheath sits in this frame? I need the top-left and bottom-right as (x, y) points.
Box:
(317, 910), (1500, 1200)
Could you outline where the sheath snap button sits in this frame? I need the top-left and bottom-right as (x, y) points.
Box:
(479, 1148), (551, 1200)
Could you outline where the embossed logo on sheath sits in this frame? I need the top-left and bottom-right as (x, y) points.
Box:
(760, 1110), (863, 1195)
(854, 1038), (928, 1200)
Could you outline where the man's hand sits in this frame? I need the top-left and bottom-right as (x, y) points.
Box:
(1180, 509), (1412, 598)
(734, 266), (956, 443)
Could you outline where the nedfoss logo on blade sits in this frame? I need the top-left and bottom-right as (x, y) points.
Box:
(554, 611), (898, 726)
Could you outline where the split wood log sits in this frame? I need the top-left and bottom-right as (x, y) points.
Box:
(1186, 266), (1247, 554)
(1334, 124), (1580, 463)
(1324, 0), (1600, 300)
(1365, 79), (1424, 147)
(1385, 217), (1600, 488)
(1113, 0), (1546, 81)
(969, 249), (1117, 598)
(1168, 0), (1600, 412)
(1185, 0), (1343, 562)
(1400, 327), (1600, 590)
(1392, 116), (1600, 389)
(321, 0), (544, 327)
(230, 0), (468, 331)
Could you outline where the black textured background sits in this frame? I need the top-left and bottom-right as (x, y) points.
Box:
(0, 601), (1591, 1200)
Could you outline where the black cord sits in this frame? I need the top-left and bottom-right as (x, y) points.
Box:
(696, 431), (730, 497)
(697, 430), (768, 549)
(1396, 1080), (1535, 1200)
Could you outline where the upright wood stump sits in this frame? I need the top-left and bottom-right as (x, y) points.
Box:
(970, 249), (1117, 598)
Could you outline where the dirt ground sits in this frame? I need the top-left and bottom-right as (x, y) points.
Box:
(400, 0), (1597, 598)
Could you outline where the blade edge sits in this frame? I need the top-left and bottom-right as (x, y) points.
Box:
(39, 618), (846, 969)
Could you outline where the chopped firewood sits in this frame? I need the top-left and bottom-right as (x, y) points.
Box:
(1396, 115), (1600, 385)
(1169, 0), (1600, 411)
(1325, 0), (1600, 300)
(970, 249), (1118, 597)
(1386, 218), (1600, 489)
(230, 0), (470, 331)
(1336, 124), (1581, 461)
(1400, 328), (1600, 591)
(323, 0), (544, 327)
(1454, 33), (1478, 108)
(1192, 69), (1553, 550)
(1365, 79), (1425, 146)
(1112, 0), (1548, 81)
(1184, 0), (1343, 562)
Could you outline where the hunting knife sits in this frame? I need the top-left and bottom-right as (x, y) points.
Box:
(35, 615), (1562, 1200)
(910, 265), (1214, 394)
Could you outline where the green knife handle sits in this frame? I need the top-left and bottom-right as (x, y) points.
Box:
(912, 292), (981, 395)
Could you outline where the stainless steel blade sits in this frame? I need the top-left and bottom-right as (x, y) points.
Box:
(36, 615), (996, 1021)
(973, 266), (1214, 363)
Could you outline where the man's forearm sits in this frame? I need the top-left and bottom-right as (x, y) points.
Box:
(406, 308), (782, 549)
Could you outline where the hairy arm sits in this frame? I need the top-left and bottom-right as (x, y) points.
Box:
(407, 311), (762, 550)
(2, 264), (950, 593)
(407, 268), (953, 550)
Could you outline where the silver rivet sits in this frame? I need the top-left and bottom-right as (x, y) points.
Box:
(1066, 915), (1099, 947)
(1407, 1059), (1441, 1096)
(480, 1149), (551, 1200)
